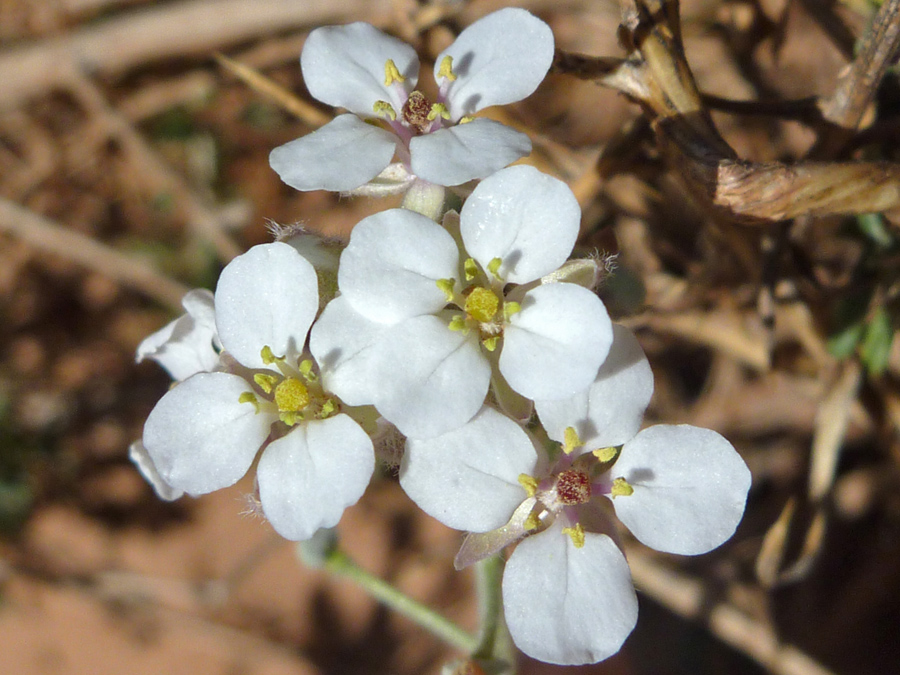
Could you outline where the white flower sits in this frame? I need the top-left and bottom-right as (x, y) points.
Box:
(269, 8), (554, 193)
(136, 288), (220, 381)
(311, 165), (612, 439)
(140, 242), (374, 541)
(400, 326), (751, 665)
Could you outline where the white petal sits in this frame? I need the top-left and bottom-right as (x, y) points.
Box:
(612, 425), (752, 555)
(438, 8), (554, 119)
(269, 114), (397, 192)
(215, 243), (318, 368)
(309, 296), (387, 406)
(257, 414), (374, 541)
(143, 373), (271, 495)
(409, 119), (531, 187)
(301, 22), (418, 115)
(400, 407), (537, 532)
(136, 289), (219, 381)
(536, 324), (653, 449)
(503, 526), (638, 665)
(501, 283), (612, 400)
(129, 440), (184, 501)
(460, 166), (580, 284)
(372, 315), (490, 439)
(338, 208), (459, 324)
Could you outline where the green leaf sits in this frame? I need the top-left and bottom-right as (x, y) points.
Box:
(861, 308), (895, 375)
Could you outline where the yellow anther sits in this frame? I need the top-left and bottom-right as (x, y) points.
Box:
(274, 377), (310, 413)
(260, 345), (278, 364)
(563, 427), (583, 455)
(280, 411), (302, 427)
(384, 59), (405, 86)
(503, 301), (521, 321)
(562, 523), (586, 548)
(239, 391), (260, 413)
(459, 115), (475, 124)
(465, 287), (500, 323)
(427, 103), (451, 121)
(464, 258), (479, 281)
(448, 315), (468, 333)
(436, 278), (456, 302)
(373, 100), (397, 120)
(254, 373), (278, 394)
(524, 512), (542, 531)
(318, 398), (338, 418)
(593, 447), (617, 463)
(611, 477), (634, 498)
(518, 473), (538, 497)
(487, 257), (504, 280)
(482, 336), (500, 352)
(437, 55), (457, 82)
(299, 359), (317, 382)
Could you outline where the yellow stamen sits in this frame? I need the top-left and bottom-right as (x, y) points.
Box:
(487, 257), (503, 280)
(611, 477), (634, 498)
(518, 473), (538, 497)
(465, 287), (500, 323)
(524, 512), (541, 531)
(280, 411), (302, 427)
(593, 447), (617, 463)
(437, 55), (457, 82)
(482, 336), (500, 352)
(464, 258), (479, 281)
(254, 373), (278, 394)
(427, 103), (451, 121)
(436, 278), (456, 302)
(274, 377), (310, 412)
(503, 301), (521, 321)
(239, 391), (260, 413)
(373, 100), (397, 120)
(562, 523), (586, 548)
(384, 59), (405, 86)
(318, 399), (338, 418)
(563, 427), (582, 455)
(459, 115), (475, 124)
(448, 315), (468, 333)
(260, 345), (277, 364)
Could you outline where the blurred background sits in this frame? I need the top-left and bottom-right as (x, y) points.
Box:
(1, 0), (898, 673)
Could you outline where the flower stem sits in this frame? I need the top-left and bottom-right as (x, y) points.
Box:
(401, 178), (447, 221)
(472, 554), (515, 667)
(324, 550), (479, 653)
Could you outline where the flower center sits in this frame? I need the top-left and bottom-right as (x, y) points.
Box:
(274, 377), (310, 413)
(464, 287), (500, 323)
(402, 91), (432, 133)
(555, 469), (592, 505)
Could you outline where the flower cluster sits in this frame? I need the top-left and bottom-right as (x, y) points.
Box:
(133, 8), (751, 668)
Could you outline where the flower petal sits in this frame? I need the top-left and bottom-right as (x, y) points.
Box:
(372, 314), (490, 439)
(338, 208), (459, 324)
(215, 242), (318, 368)
(309, 296), (387, 406)
(460, 165), (580, 284)
(400, 407), (537, 532)
(143, 373), (271, 495)
(536, 324), (653, 449)
(301, 22), (418, 115)
(438, 8), (554, 119)
(611, 425), (752, 555)
(129, 440), (184, 501)
(409, 119), (531, 187)
(257, 414), (374, 540)
(503, 526), (638, 665)
(501, 283), (612, 400)
(269, 114), (397, 192)
(136, 289), (219, 381)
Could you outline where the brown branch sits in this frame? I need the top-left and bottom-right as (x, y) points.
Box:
(0, 197), (190, 311)
(553, 0), (900, 224)
(0, 0), (394, 113)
